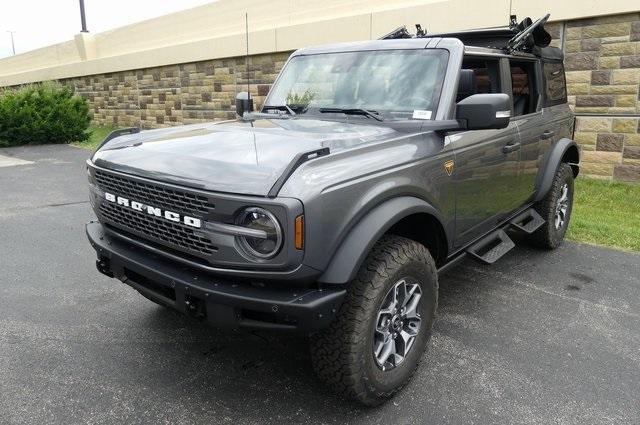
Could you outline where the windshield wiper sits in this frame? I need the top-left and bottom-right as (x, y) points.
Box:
(318, 108), (383, 121)
(262, 104), (297, 115)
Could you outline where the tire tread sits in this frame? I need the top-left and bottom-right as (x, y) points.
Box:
(530, 163), (574, 249)
(310, 235), (437, 405)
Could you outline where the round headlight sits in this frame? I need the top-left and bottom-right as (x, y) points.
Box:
(235, 207), (283, 259)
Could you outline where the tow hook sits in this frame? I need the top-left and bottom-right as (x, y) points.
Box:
(185, 295), (206, 319)
(96, 257), (114, 278)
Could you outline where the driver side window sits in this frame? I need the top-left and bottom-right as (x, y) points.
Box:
(456, 58), (502, 103)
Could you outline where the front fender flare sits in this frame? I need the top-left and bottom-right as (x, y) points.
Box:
(317, 196), (444, 285)
(534, 138), (580, 202)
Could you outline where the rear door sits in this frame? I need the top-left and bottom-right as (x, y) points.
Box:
(538, 60), (574, 169)
(507, 58), (546, 202)
(451, 57), (521, 249)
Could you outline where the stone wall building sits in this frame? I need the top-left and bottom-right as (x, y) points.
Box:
(62, 53), (291, 129)
(562, 14), (640, 181)
(1, 1), (639, 181)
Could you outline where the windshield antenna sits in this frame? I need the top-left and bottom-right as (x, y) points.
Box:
(245, 12), (251, 102)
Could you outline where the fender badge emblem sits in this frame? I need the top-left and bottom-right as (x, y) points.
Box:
(444, 160), (455, 176)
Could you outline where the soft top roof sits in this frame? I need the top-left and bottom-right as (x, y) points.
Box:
(379, 14), (563, 61)
(291, 14), (564, 62)
(426, 26), (563, 61)
(293, 36), (564, 62)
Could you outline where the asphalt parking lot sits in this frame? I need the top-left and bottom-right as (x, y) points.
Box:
(1, 144), (639, 424)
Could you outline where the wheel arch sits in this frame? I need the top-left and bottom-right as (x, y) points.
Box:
(317, 196), (448, 285)
(534, 138), (580, 202)
(562, 144), (580, 178)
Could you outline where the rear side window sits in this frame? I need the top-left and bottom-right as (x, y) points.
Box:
(542, 61), (567, 106)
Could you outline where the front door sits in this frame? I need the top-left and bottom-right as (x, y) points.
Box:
(450, 124), (521, 248)
(450, 57), (522, 249)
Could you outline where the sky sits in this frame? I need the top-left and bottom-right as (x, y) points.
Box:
(0, 0), (216, 59)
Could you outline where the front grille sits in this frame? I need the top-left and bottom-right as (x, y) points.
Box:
(100, 201), (217, 256)
(93, 169), (216, 256)
(94, 170), (213, 215)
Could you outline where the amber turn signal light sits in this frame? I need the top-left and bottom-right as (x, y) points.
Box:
(295, 215), (304, 250)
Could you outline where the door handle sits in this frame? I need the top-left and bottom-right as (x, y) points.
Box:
(502, 142), (521, 154)
(540, 130), (555, 140)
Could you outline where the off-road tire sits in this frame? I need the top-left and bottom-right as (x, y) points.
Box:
(310, 235), (438, 406)
(529, 163), (574, 249)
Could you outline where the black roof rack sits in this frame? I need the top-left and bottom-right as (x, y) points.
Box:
(380, 14), (562, 60)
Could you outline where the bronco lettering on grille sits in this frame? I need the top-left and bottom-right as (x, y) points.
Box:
(104, 192), (202, 228)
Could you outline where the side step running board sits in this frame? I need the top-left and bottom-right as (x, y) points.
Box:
(510, 208), (545, 234)
(465, 208), (544, 265)
(466, 229), (515, 264)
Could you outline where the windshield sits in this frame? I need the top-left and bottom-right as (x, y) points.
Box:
(264, 49), (449, 120)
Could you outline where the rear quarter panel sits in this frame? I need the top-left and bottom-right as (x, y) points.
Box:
(534, 103), (575, 190)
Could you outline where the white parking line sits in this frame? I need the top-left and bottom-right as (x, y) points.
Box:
(0, 154), (34, 168)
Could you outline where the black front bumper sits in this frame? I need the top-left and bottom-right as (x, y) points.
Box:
(87, 221), (345, 332)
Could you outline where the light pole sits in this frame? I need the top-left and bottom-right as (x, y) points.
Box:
(79, 0), (88, 32)
(7, 31), (15, 55)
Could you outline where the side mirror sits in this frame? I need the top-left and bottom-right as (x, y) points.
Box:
(235, 92), (254, 117)
(456, 93), (511, 130)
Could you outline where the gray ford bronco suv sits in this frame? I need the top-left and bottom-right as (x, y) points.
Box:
(86, 15), (579, 405)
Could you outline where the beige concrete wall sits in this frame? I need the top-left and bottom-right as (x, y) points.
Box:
(1, 0), (639, 86)
(0, 40), (80, 77)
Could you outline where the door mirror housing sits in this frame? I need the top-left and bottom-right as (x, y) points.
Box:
(456, 93), (511, 130)
(235, 92), (254, 117)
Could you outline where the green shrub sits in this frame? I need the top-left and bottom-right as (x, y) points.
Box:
(0, 82), (90, 147)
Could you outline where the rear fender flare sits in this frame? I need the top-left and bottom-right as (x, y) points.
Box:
(534, 138), (580, 202)
(317, 196), (444, 285)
